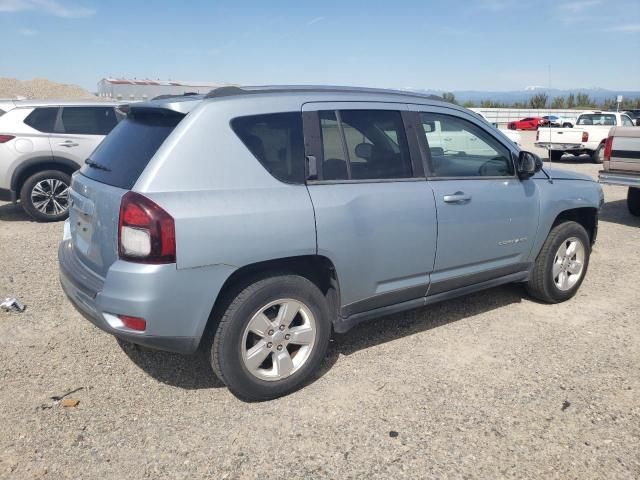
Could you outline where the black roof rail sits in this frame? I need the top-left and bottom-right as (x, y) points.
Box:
(204, 85), (446, 102)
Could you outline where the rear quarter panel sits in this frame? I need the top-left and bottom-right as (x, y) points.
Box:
(135, 97), (317, 271)
(609, 126), (640, 173)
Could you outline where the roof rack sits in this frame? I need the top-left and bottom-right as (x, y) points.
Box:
(204, 85), (445, 102)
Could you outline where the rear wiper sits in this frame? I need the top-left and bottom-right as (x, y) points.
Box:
(84, 159), (111, 171)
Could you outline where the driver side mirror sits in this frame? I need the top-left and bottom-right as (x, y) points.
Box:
(516, 151), (543, 179)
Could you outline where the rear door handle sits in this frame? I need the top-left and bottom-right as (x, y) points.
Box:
(443, 192), (471, 204)
(59, 141), (79, 147)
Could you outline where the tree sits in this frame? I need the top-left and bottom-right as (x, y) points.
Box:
(602, 97), (617, 111)
(442, 92), (457, 104)
(462, 100), (475, 108)
(551, 96), (565, 109)
(566, 93), (576, 109)
(576, 93), (592, 108)
(529, 93), (548, 109)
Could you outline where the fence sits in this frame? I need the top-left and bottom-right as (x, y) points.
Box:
(474, 108), (587, 127)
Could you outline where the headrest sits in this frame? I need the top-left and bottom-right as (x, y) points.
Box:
(354, 142), (373, 160)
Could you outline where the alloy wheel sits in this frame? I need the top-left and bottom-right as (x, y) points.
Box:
(241, 298), (317, 382)
(30, 178), (70, 216)
(552, 236), (586, 291)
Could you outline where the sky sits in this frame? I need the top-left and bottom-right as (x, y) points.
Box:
(1, 0), (639, 93)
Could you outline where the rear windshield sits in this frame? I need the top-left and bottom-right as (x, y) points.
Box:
(80, 109), (184, 189)
(576, 114), (616, 126)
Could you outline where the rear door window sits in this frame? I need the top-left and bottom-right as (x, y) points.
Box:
(81, 109), (184, 189)
(318, 109), (412, 181)
(60, 107), (119, 135)
(24, 107), (58, 133)
(231, 112), (305, 184)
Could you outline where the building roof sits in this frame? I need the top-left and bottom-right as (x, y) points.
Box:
(101, 78), (230, 88)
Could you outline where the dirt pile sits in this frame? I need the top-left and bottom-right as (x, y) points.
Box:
(0, 77), (94, 99)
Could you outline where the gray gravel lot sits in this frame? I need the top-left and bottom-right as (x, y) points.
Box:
(1, 131), (639, 479)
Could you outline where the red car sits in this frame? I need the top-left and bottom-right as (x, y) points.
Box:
(507, 117), (541, 130)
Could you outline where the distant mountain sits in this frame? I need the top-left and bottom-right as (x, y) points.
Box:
(410, 87), (640, 104)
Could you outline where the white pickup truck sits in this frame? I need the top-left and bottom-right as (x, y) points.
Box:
(536, 111), (636, 163)
(598, 126), (640, 216)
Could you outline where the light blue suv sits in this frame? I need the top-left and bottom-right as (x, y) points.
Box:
(58, 86), (604, 401)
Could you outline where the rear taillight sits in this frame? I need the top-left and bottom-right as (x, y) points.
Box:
(604, 136), (613, 161)
(0, 135), (15, 143)
(582, 131), (589, 142)
(118, 191), (176, 264)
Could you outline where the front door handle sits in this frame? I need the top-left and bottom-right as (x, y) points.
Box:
(59, 141), (79, 147)
(443, 192), (471, 204)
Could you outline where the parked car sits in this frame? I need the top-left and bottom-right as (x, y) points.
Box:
(540, 115), (573, 128)
(470, 108), (521, 145)
(0, 100), (125, 221)
(622, 110), (640, 126)
(58, 85), (603, 401)
(535, 111), (635, 163)
(598, 126), (640, 216)
(507, 117), (541, 130)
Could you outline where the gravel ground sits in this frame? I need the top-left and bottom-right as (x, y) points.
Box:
(1, 131), (639, 479)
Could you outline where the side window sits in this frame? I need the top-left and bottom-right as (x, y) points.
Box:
(319, 109), (412, 181)
(60, 107), (118, 135)
(420, 113), (514, 178)
(622, 115), (634, 126)
(24, 107), (58, 133)
(319, 110), (349, 180)
(231, 112), (305, 184)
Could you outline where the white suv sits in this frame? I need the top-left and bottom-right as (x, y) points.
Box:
(0, 100), (124, 221)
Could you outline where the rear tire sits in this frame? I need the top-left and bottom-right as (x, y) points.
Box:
(526, 221), (591, 303)
(562, 123), (573, 128)
(591, 144), (604, 164)
(211, 274), (331, 401)
(628, 187), (640, 216)
(20, 170), (71, 222)
(550, 150), (564, 161)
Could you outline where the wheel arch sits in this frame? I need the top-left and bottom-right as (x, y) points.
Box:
(552, 207), (599, 245)
(199, 255), (341, 350)
(11, 156), (79, 196)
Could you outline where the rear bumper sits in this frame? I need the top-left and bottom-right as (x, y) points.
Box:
(598, 170), (640, 188)
(534, 142), (584, 151)
(58, 239), (235, 354)
(0, 187), (16, 202)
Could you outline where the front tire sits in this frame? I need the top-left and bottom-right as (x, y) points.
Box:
(526, 221), (591, 303)
(628, 187), (640, 216)
(20, 170), (71, 222)
(211, 274), (331, 401)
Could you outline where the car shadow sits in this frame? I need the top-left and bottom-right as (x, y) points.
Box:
(117, 339), (226, 390)
(0, 202), (33, 222)
(119, 284), (526, 393)
(599, 198), (640, 228)
(325, 283), (525, 360)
